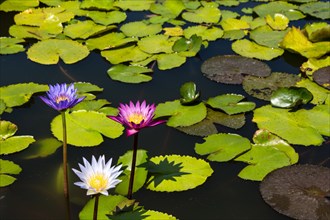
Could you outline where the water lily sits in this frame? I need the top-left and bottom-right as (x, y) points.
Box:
(72, 155), (123, 196)
(108, 100), (165, 136)
(40, 83), (85, 111)
(108, 100), (165, 199)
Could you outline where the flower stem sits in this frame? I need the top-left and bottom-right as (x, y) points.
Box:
(61, 111), (69, 198)
(93, 194), (100, 220)
(128, 133), (139, 199)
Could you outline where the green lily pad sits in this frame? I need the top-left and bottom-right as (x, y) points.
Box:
(201, 55), (271, 84)
(51, 110), (124, 147)
(27, 39), (90, 64)
(253, 105), (325, 146)
(86, 32), (136, 51)
(71, 99), (110, 112)
(250, 26), (289, 48)
(9, 24), (61, 40)
(270, 87), (313, 108)
(195, 133), (251, 162)
(120, 21), (162, 37)
(182, 3), (221, 24)
(155, 100), (207, 127)
(232, 39), (284, 61)
(73, 82), (103, 101)
(303, 22), (330, 42)
(0, 159), (22, 187)
(21, 137), (62, 159)
(107, 64), (153, 83)
(280, 27), (330, 58)
(206, 94), (255, 115)
(138, 34), (174, 54)
(300, 56), (330, 79)
(63, 20), (111, 39)
(220, 18), (250, 31)
(183, 26), (223, 42)
(101, 45), (150, 64)
(234, 145), (291, 181)
(243, 72), (301, 101)
(296, 78), (330, 105)
(265, 13), (289, 31)
(253, 1), (305, 21)
(0, 82), (48, 108)
(115, 150), (148, 196)
(113, 0), (155, 11)
(0, 120), (17, 139)
(179, 81), (200, 105)
(86, 10), (126, 26)
(299, 2), (330, 20)
(0, 37), (25, 54)
(80, 0), (115, 10)
(145, 155), (213, 192)
(0, 0), (39, 12)
(157, 53), (186, 70)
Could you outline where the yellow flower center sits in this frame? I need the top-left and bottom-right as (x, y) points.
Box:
(88, 174), (108, 192)
(128, 113), (144, 124)
(56, 95), (69, 104)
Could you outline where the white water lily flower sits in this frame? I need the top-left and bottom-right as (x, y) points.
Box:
(72, 155), (123, 196)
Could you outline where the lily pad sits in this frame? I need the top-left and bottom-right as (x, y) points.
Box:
(120, 21), (162, 37)
(86, 32), (136, 51)
(303, 22), (330, 42)
(260, 165), (330, 220)
(313, 66), (330, 89)
(107, 64), (153, 83)
(0, 0), (39, 12)
(253, 105), (326, 146)
(232, 39), (284, 61)
(243, 72), (301, 101)
(206, 94), (255, 115)
(296, 78), (330, 105)
(51, 110), (124, 147)
(71, 99), (110, 112)
(27, 39), (90, 64)
(299, 1), (330, 19)
(250, 26), (289, 49)
(0, 83), (48, 108)
(195, 133), (251, 162)
(0, 37), (25, 54)
(182, 3), (221, 24)
(101, 45), (150, 65)
(0, 120), (17, 139)
(155, 100), (207, 127)
(201, 55), (271, 84)
(0, 159), (22, 187)
(138, 35), (174, 54)
(115, 150), (148, 196)
(113, 0), (155, 11)
(145, 155), (213, 192)
(270, 87), (313, 108)
(157, 53), (186, 70)
(63, 20), (110, 39)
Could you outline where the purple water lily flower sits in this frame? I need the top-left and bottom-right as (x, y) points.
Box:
(108, 100), (165, 136)
(40, 83), (85, 111)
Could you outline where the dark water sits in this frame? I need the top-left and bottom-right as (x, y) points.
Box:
(0, 4), (329, 220)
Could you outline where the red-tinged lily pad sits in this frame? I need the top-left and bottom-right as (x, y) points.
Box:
(260, 164), (330, 220)
(27, 39), (89, 64)
(201, 55), (271, 84)
(313, 66), (330, 89)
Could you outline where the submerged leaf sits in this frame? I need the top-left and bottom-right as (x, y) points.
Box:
(182, 3), (221, 24)
(0, 0), (39, 12)
(101, 45), (149, 64)
(21, 138), (62, 159)
(296, 78), (330, 105)
(63, 20), (110, 39)
(0, 120), (17, 139)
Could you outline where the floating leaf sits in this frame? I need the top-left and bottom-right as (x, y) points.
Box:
(303, 22), (330, 42)
(27, 39), (90, 64)
(0, 37), (25, 54)
(253, 105), (325, 146)
(86, 32), (136, 51)
(80, 0), (115, 10)
(9, 24), (60, 40)
(0, 120), (17, 139)
(0, 83), (48, 108)
(313, 66), (330, 89)
(280, 27), (330, 58)
(146, 155), (213, 192)
(182, 3), (221, 24)
(253, 1), (305, 20)
(220, 18), (249, 31)
(300, 56), (330, 78)
(201, 55), (271, 84)
(113, 0), (155, 11)
(155, 100), (207, 127)
(243, 72), (301, 101)
(63, 20), (110, 39)
(232, 39), (284, 61)
(107, 64), (153, 83)
(101, 45), (150, 64)
(234, 145), (291, 181)
(0, 0), (39, 12)
(21, 137), (62, 159)
(157, 53), (186, 70)
(86, 10), (127, 26)
(115, 150), (148, 196)
(270, 87), (313, 108)
(51, 110), (124, 147)
(206, 94), (255, 115)
(120, 21), (162, 37)
(250, 26), (289, 48)
(195, 133), (251, 162)
(138, 35), (174, 54)
(0, 159), (22, 187)
(299, 1), (330, 20)
(296, 78), (330, 105)
(179, 81), (200, 105)
(265, 13), (289, 31)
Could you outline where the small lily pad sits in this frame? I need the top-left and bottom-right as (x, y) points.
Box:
(0, 159), (22, 187)
(120, 21), (162, 37)
(0, 37), (25, 54)
(249, 26), (289, 48)
(265, 13), (289, 31)
(145, 155), (213, 192)
(27, 39), (90, 64)
(157, 53), (186, 70)
(270, 87), (313, 108)
(86, 10), (127, 26)
(303, 22), (330, 42)
(195, 133), (251, 162)
(107, 64), (153, 83)
(179, 81), (200, 105)
(201, 55), (271, 84)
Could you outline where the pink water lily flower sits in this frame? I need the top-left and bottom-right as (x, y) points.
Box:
(108, 100), (165, 136)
